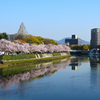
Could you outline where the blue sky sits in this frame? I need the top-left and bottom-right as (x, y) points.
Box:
(0, 0), (100, 41)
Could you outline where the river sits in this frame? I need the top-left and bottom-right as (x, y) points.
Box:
(0, 56), (100, 100)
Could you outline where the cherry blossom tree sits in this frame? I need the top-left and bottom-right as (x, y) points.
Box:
(0, 39), (70, 54)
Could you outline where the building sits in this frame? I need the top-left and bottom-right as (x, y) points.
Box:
(90, 28), (100, 47)
(9, 22), (28, 41)
(65, 35), (82, 45)
(17, 22), (28, 35)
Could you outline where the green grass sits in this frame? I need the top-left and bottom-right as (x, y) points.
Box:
(53, 53), (61, 56)
(3, 54), (36, 60)
(66, 52), (70, 55)
(3, 52), (70, 60)
(3, 54), (70, 67)
(0, 53), (71, 76)
(1, 52), (70, 68)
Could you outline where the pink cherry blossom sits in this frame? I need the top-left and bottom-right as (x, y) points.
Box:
(0, 39), (70, 54)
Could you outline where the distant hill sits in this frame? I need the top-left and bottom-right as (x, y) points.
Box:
(55, 37), (90, 45)
(81, 40), (90, 45)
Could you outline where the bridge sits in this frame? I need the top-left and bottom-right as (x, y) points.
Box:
(70, 50), (89, 55)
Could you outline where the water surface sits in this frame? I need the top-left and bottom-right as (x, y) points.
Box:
(0, 56), (100, 100)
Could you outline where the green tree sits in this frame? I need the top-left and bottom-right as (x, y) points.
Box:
(15, 34), (58, 45)
(24, 35), (41, 44)
(15, 33), (26, 40)
(43, 38), (58, 45)
(0, 32), (9, 40)
(35, 36), (44, 44)
(83, 45), (89, 50)
(70, 44), (90, 50)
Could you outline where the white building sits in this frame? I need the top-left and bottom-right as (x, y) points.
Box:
(9, 22), (28, 41)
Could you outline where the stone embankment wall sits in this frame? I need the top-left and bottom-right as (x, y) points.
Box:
(35, 53), (67, 58)
(42, 53), (53, 58)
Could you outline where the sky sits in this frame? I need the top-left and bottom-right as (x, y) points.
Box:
(0, 0), (100, 41)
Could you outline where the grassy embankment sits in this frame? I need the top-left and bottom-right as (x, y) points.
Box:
(0, 52), (70, 68)
(3, 53), (62, 60)
(0, 52), (70, 76)
(3, 54), (36, 60)
(3, 52), (69, 61)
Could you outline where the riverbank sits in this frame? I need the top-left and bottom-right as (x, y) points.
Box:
(0, 59), (71, 76)
(0, 53), (71, 68)
(3, 52), (69, 61)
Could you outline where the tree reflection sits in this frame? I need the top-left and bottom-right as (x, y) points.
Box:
(0, 59), (70, 90)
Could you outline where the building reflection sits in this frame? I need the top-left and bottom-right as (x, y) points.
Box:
(69, 57), (82, 70)
(90, 55), (100, 67)
(72, 66), (77, 70)
(69, 56), (89, 70)
(90, 55), (100, 87)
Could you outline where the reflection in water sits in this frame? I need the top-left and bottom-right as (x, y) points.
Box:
(90, 55), (100, 87)
(70, 58), (81, 70)
(70, 55), (100, 87)
(0, 59), (70, 89)
(72, 66), (77, 70)
(1, 56), (100, 100)
(90, 56), (100, 67)
(0, 68), (3, 75)
(70, 56), (89, 70)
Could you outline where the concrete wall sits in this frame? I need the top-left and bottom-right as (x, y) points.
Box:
(35, 53), (67, 58)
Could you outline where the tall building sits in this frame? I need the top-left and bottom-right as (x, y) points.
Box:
(90, 28), (100, 47)
(9, 22), (28, 41)
(65, 35), (82, 45)
(17, 22), (28, 35)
